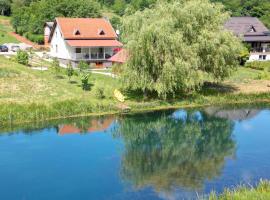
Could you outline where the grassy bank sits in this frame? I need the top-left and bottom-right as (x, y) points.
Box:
(209, 180), (270, 200)
(0, 16), (18, 44)
(1, 56), (270, 124)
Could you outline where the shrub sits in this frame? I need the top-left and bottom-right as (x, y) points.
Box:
(112, 64), (124, 75)
(78, 61), (89, 73)
(81, 73), (90, 90)
(93, 86), (105, 99)
(245, 61), (270, 71)
(25, 33), (44, 44)
(51, 58), (61, 74)
(16, 50), (29, 65)
(66, 62), (74, 81)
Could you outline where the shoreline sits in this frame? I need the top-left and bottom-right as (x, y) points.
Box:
(1, 93), (270, 126)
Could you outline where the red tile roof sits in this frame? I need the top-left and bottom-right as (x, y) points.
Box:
(56, 18), (117, 39)
(109, 49), (128, 63)
(58, 117), (115, 135)
(66, 39), (123, 47)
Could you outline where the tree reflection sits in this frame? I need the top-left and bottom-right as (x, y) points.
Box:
(115, 110), (236, 192)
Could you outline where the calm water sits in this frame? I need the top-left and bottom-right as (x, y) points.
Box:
(1, 105), (270, 199)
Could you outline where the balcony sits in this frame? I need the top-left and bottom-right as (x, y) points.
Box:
(251, 47), (270, 53)
(72, 47), (113, 61)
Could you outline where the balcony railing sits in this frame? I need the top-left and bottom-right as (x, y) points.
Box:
(72, 47), (114, 61)
(251, 47), (270, 53)
(74, 53), (113, 60)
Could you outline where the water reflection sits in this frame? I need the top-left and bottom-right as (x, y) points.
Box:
(0, 105), (269, 199)
(204, 107), (261, 121)
(114, 110), (236, 192)
(57, 117), (115, 135)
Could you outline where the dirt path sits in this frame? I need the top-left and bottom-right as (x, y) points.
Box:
(8, 32), (44, 49)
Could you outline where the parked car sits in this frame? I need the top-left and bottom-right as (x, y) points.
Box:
(0, 45), (8, 52)
(11, 45), (20, 52)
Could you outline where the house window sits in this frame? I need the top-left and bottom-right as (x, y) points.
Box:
(55, 45), (58, 53)
(248, 25), (256, 33)
(259, 55), (266, 60)
(74, 29), (81, 36)
(98, 29), (105, 35)
(75, 48), (81, 53)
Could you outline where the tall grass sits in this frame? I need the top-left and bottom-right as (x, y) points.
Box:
(209, 180), (270, 200)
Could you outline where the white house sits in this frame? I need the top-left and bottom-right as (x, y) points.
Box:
(47, 18), (123, 67)
(225, 17), (270, 61)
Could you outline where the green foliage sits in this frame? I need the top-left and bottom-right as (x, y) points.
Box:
(51, 58), (61, 74)
(239, 47), (250, 66)
(16, 50), (29, 65)
(245, 61), (270, 71)
(211, 0), (270, 28)
(78, 61), (89, 73)
(121, 0), (242, 99)
(81, 73), (90, 90)
(113, 0), (126, 15)
(0, 0), (11, 16)
(25, 33), (44, 44)
(66, 62), (74, 81)
(93, 86), (105, 99)
(11, 0), (101, 38)
(110, 16), (122, 30)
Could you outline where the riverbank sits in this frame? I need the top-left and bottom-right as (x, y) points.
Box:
(1, 56), (270, 125)
(209, 180), (270, 200)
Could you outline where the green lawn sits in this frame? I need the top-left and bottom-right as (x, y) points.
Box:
(0, 56), (120, 104)
(227, 67), (263, 83)
(0, 16), (19, 44)
(1, 56), (270, 124)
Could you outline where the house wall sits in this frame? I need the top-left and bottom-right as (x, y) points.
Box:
(44, 26), (51, 46)
(50, 25), (73, 60)
(249, 53), (270, 61)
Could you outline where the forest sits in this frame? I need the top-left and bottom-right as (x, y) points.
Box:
(0, 0), (269, 44)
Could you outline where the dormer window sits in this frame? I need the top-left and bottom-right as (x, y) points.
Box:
(98, 29), (105, 35)
(74, 29), (81, 36)
(248, 25), (256, 33)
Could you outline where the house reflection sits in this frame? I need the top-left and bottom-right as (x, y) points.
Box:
(204, 107), (261, 121)
(58, 116), (115, 135)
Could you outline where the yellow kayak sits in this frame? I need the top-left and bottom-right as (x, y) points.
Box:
(114, 89), (125, 102)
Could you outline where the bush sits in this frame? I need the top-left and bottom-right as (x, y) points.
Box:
(93, 86), (105, 99)
(66, 62), (74, 81)
(245, 61), (270, 71)
(51, 58), (60, 74)
(112, 64), (124, 75)
(78, 61), (89, 73)
(16, 50), (29, 65)
(25, 33), (44, 44)
(81, 73), (90, 90)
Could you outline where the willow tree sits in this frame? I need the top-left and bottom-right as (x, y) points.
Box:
(121, 0), (242, 98)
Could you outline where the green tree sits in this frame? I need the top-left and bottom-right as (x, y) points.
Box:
(78, 61), (91, 90)
(78, 61), (89, 73)
(11, 0), (101, 38)
(113, 0), (126, 16)
(0, 0), (11, 16)
(66, 62), (74, 82)
(81, 73), (90, 90)
(121, 0), (242, 99)
(16, 50), (29, 65)
(51, 58), (61, 75)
